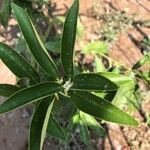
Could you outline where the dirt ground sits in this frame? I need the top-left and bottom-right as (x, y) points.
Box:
(0, 0), (150, 149)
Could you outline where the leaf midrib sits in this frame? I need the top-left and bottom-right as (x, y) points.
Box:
(75, 92), (137, 125)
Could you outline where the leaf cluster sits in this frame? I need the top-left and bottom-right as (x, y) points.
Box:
(0, 0), (139, 149)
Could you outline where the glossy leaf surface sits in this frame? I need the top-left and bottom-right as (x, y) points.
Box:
(47, 115), (66, 140)
(71, 73), (118, 91)
(0, 84), (20, 97)
(11, 3), (59, 79)
(29, 96), (55, 150)
(70, 91), (139, 126)
(0, 43), (40, 84)
(0, 0), (10, 28)
(61, 0), (79, 78)
(0, 82), (62, 114)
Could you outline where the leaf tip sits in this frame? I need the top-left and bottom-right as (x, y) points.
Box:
(131, 119), (139, 127)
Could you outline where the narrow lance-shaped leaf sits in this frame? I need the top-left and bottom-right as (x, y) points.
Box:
(100, 71), (139, 111)
(94, 55), (106, 72)
(47, 115), (66, 141)
(0, 82), (62, 114)
(80, 111), (105, 137)
(0, 84), (20, 97)
(70, 73), (118, 92)
(11, 3), (59, 79)
(99, 72), (134, 86)
(61, 0), (79, 78)
(0, 43), (40, 84)
(112, 80), (136, 110)
(79, 118), (91, 145)
(132, 53), (150, 69)
(29, 96), (55, 150)
(65, 113), (80, 142)
(137, 72), (150, 85)
(16, 77), (30, 88)
(68, 113), (80, 131)
(100, 72), (137, 110)
(0, 0), (10, 28)
(69, 91), (139, 126)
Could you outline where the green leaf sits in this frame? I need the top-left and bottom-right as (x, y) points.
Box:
(53, 16), (84, 39)
(29, 96), (55, 150)
(45, 38), (61, 53)
(47, 115), (66, 141)
(26, 0), (49, 3)
(135, 71), (150, 85)
(11, 3), (59, 79)
(132, 53), (150, 69)
(0, 0), (10, 28)
(16, 77), (30, 88)
(70, 91), (139, 126)
(99, 72), (134, 86)
(94, 55), (106, 72)
(83, 41), (108, 54)
(112, 81), (137, 111)
(80, 111), (105, 137)
(65, 112), (80, 142)
(68, 113), (80, 131)
(0, 84), (20, 97)
(61, 0), (79, 78)
(104, 91), (117, 102)
(71, 73), (118, 92)
(146, 113), (150, 126)
(0, 82), (62, 114)
(15, 38), (28, 53)
(76, 18), (84, 38)
(0, 43), (40, 84)
(100, 72), (138, 111)
(79, 118), (91, 145)
(58, 93), (71, 102)
(13, 0), (32, 11)
(56, 93), (76, 119)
